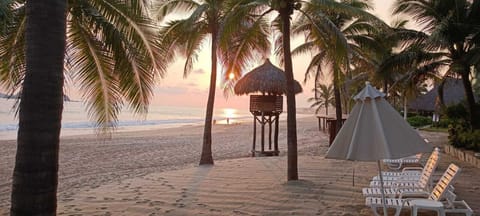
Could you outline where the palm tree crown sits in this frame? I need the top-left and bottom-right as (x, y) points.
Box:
(0, 0), (165, 132)
(308, 83), (335, 115)
(394, 0), (480, 129)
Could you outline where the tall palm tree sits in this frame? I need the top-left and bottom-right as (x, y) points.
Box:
(225, 0), (301, 180)
(155, 0), (270, 165)
(293, 0), (380, 133)
(275, 0), (300, 180)
(235, 0), (379, 180)
(308, 83), (334, 115)
(394, 0), (480, 129)
(9, 1), (67, 214)
(1, 0), (164, 214)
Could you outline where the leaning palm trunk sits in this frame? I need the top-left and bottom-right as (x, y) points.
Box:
(333, 68), (342, 134)
(10, 0), (67, 215)
(199, 19), (218, 165)
(279, 1), (298, 181)
(460, 70), (479, 130)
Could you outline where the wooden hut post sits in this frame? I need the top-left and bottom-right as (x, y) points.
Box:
(274, 113), (279, 155)
(252, 116), (256, 156)
(261, 112), (265, 153)
(268, 115), (272, 150)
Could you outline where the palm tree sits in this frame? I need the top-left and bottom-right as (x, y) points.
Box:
(292, 0), (380, 133)
(234, 0), (379, 180)
(1, 0), (164, 214)
(275, 0), (300, 180)
(9, 1), (67, 214)
(394, 0), (480, 129)
(308, 83), (334, 115)
(346, 17), (445, 113)
(155, 0), (270, 165)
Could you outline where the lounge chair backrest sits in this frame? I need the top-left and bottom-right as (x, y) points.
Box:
(424, 148), (440, 171)
(418, 148), (440, 188)
(429, 163), (461, 201)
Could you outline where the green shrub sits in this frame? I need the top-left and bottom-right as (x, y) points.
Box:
(407, 115), (433, 127)
(445, 103), (468, 122)
(432, 118), (453, 128)
(448, 123), (480, 152)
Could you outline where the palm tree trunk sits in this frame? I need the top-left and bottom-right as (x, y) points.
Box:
(325, 104), (328, 116)
(333, 68), (342, 134)
(10, 1), (67, 215)
(279, 1), (298, 181)
(403, 96), (408, 120)
(199, 20), (217, 165)
(460, 70), (479, 130)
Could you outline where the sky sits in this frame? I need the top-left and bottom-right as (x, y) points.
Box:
(66, 0), (398, 111)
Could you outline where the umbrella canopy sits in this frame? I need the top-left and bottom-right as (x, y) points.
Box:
(326, 82), (433, 161)
(234, 59), (302, 95)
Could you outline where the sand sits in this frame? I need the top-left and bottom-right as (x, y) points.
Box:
(0, 117), (479, 215)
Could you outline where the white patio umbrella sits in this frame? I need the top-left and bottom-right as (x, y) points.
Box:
(325, 82), (433, 216)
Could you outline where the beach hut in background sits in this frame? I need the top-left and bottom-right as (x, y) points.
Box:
(234, 59), (302, 157)
(408, 78), (469, 121)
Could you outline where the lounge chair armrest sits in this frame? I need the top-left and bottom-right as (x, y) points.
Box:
(402, 167), (423, 171)
(399, 191), (429, 199)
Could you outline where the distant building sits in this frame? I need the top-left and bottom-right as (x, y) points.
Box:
(408, 78), (466, 114)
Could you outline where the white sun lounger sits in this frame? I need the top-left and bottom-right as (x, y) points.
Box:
(363, 158), (443, 198)
(366, 163), (462, 216)
(372, 148), (439, 181)
(369, 150), (438, 188)
(383, 153), (422, 170)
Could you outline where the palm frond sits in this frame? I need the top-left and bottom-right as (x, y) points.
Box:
(291, 41), (316, 57)
(303, 51), (327, 84)
(68, 18), (122, 133)
(91, 0), (166, 77)
(153, 0), (199, 21)
(220, 7), (271, 83)
(182, 22), (208, 77)
(0, 0), (15, 33)
(0, 3), (25, 93)
(74, 2), (163, 114)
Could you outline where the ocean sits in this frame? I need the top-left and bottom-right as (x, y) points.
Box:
(0, 98), (252, 140)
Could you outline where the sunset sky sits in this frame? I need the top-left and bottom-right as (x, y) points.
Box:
(66, 0), (399, 111)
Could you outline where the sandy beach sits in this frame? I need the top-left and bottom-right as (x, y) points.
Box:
(1, 117), (479, 215)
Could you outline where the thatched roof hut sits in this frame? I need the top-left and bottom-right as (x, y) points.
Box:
(234, 59), (302, 95)
(408, 78), (467, 112)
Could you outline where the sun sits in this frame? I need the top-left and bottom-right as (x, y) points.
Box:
(228, 73), (235, 80)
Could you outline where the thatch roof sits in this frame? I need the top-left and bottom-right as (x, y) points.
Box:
(408, 78), (467, 111)
(234, 59), (303, 95)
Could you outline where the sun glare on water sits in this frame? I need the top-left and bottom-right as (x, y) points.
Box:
(221, 108), (237, 125)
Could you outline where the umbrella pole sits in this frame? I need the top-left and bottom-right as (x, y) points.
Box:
(377, 160), (388, 216)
